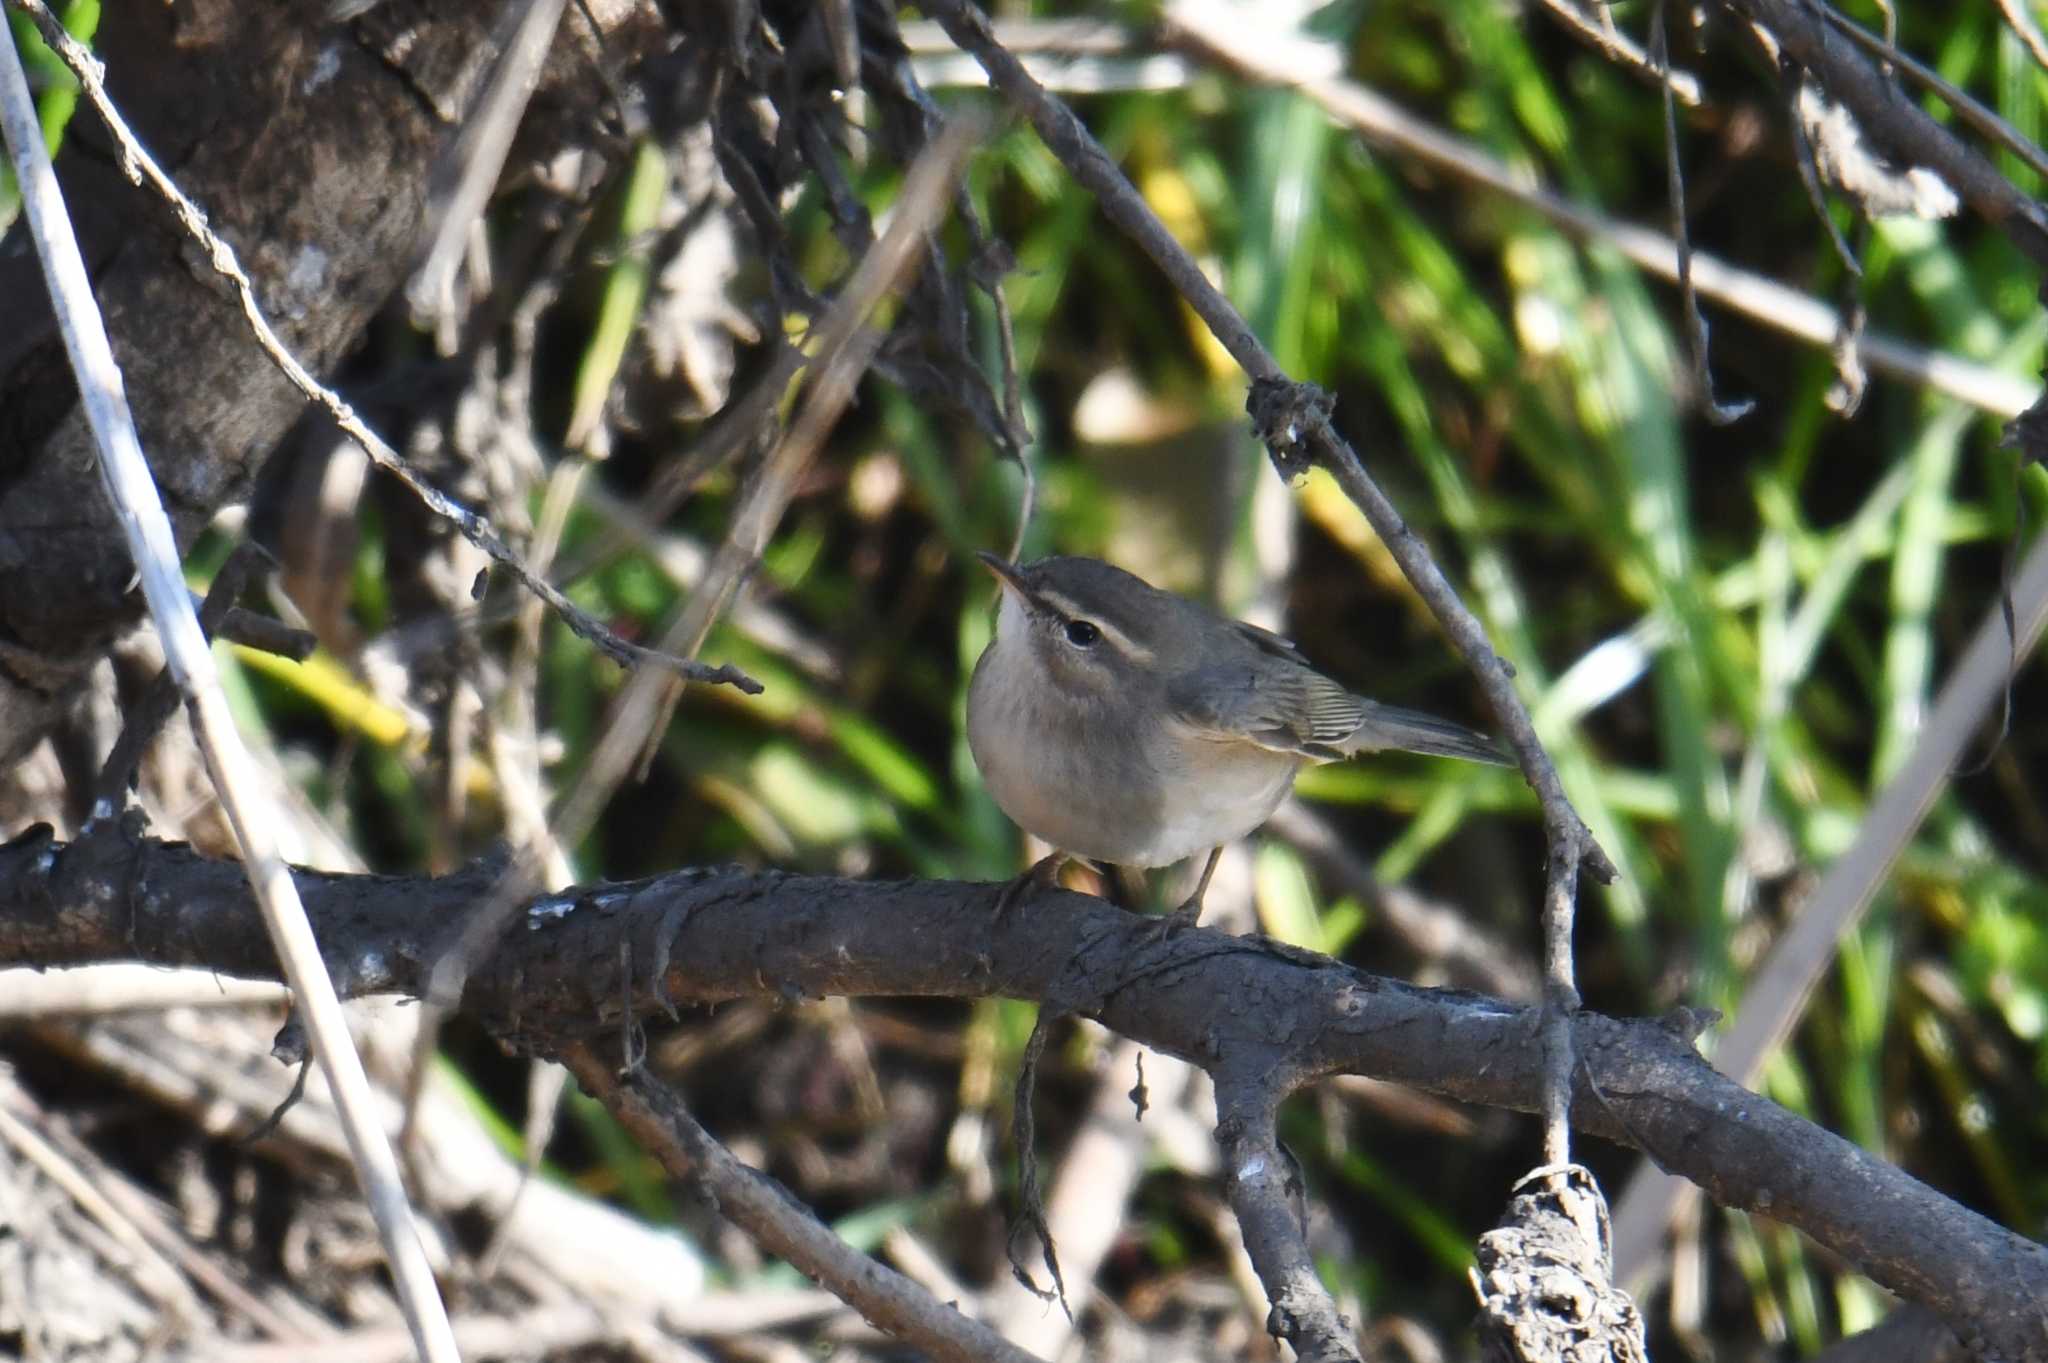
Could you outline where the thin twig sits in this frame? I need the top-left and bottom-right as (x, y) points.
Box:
(91, 542), (279, 816)
(1535, 835), (1581, 1166)
(209, 1304), (666, 1363)
(1609, 522), (2048, 1283)
(1163, 4), (2035, 418)
(1651, 0), (1754, 425)
(405, 0), (570, 333)
(393, 118), (990, 1185)
(1999, 0), (2048, 75)
(6, 0), (759, 697)
(1788, 65), (1881, 417)
(399, 454), (587, 1200)
(1534, 0), (1701, 104)
(988, 1037), (1194, 1356)
(546, 340), (804, 591)
(0, 28), (461, 1363)
(1785, 72), (1863, 279)
(918, 0), (1610, 1344)
(0, 1086), (206, 1323)
(21, 1088), (321, 1344)
(578, 113), (985, 814)
(559, 1043), (1050, 1363)
(1004, 1008), (1072, 1315)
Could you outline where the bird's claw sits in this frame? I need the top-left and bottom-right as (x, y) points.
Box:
(992, 852), (1069, 923)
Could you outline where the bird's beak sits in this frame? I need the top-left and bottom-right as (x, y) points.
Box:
(974, 550), (1032, 601)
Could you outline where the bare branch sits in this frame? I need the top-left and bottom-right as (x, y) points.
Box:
(558, 112), (986, 837)
(5, 0), (760, 697)
(1651, 0), (1754, 426)
(1815, 4), (2048, 189)
(1214, 1077), (1358, 1362)
(1721, 0), (2048, 268)
(405, 0), (572, 334)
(1162, 5), (2035, 418)
(920, 0), (1612, 1222)
(1999, 0), (2048, 76)
(0, 32), (460, 1362)
(1534, 0), (1701, 105)
(11, 835), (2048, 1358)
(557, 1043), (1050, 1363)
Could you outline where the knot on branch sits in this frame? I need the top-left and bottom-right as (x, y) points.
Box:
(1472, 1164), (1647, 1363)
(1246, 377), (1334, 481)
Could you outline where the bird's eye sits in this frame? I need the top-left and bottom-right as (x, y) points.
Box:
(1063, 619), (1101, 648)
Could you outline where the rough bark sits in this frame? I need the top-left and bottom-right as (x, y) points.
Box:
(0, 0), (653, 762)
(6, 825), (2047, 1361)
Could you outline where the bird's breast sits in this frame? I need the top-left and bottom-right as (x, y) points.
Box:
(968, 653), (1300, 867)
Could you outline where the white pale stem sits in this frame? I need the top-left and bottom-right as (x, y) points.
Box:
(0, 25), (461, 1363)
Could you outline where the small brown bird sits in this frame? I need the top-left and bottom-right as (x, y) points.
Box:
(966, 553), (1507, 926)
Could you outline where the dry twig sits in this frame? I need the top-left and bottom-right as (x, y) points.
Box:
(6, 0), (759, 697)
(1161, 5), (2034, 418)
(1535, 0), (1700, 104)
(559, 1043), (1049, 1363)
(0, 27), (460, 1362)
(1999, 0), (2048, 75)
(1610, 518), (2048, 1282)
(1650, 0), (1754, 425)
(916, 15), (1608, 1345)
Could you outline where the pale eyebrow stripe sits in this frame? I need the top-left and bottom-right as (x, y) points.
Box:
(1034, 588), (1155, 665)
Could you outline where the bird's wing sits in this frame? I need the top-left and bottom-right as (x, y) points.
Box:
(1165, 660), (1364, 761)
(1169, 655), (1512, 767)
(1229, 619), (1314, 667)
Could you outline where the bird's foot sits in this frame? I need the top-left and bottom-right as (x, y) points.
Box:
(1139, 892), (1206, 945)
(992, 852), (1069, 923)
(1141, 846), (1220, 941)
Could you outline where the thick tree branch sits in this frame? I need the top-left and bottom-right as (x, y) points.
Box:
(6, 0), (758, 696)
(0, 0), (673, 766)
(4, 829), (2046, 1360)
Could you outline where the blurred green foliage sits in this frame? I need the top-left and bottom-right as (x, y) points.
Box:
(208, 0), (2048, 1353)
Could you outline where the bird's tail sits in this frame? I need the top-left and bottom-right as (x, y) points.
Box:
(1346, 701), (1510, 766)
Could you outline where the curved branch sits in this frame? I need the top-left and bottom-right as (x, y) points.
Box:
(4, 829), (2046, 1359)
(557, 1043), (1047, 1363)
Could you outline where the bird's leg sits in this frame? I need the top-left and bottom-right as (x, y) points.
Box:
(992, 851), (1069, 922)
(1160, 846), (1223, 932)
(1110, 864), (1151, 912)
